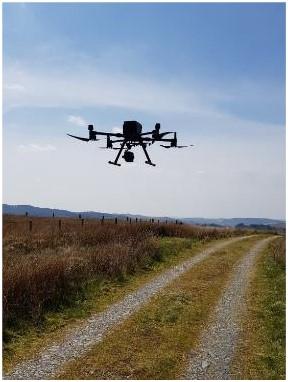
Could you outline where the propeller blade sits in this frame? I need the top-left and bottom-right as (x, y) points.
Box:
(160, 145), (172, 149)
(67, 134), (89, 142)
(99, 147), (120, 150)
(159, 132), (173, 138)
(177, 144), (195, 148)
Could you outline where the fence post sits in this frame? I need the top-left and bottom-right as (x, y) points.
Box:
(176, 220), (178, 225)
(129, 218), (132, 224)
(29, 220), (32, 232)
(101, 216), (104, 225)
(136, 218), (138, 223)
(157, 220), (159, 224)
(166, 220), (168, 224)
(115, 217), (118, 224)
(25, 212), (28, 217)
(152, 218), (154, 223)
(81, 218), (84, 227)
(52, 212), (55, 218)
(58, 219), (62, 231)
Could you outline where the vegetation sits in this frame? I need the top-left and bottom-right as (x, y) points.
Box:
(58, 236), (261, 379)
(3, 214), (252, 370)
(231, 237), (286, 379)
(3, 215), (245, 338)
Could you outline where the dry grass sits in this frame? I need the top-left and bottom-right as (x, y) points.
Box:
(57, 236), (261, 379)
(3, 214), (249, 336)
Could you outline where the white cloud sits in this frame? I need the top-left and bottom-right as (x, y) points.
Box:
(5, 83), (25, 92)
(68, 115), (88, 127)
(3, 63), (222, 117)
(17, 144), (56, 153)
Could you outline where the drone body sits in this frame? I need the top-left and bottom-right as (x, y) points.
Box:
(68, 121), (193, 166)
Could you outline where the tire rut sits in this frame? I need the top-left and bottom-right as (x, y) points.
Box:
(184, 236), (275, 380)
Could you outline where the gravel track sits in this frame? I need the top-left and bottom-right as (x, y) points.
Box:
(4, 236), (248, 380)
(184, 236), (275, 380)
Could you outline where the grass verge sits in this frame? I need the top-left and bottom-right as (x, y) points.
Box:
(230, 236), (285, 380)
(57, 236), (263, 379)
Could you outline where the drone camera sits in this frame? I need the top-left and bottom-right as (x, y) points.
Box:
(123, 150), (134, 162)
(88, 124), (94, 131)
(155, 123), (160, 131)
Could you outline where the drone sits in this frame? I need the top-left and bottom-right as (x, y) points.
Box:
(67, 120), (193, 166)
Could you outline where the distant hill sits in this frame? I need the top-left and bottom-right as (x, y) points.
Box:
(2, 204), (285, 228)
(182, 217), (286, 228)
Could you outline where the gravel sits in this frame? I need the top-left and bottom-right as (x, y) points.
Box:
(184, 236), (275, 380)
(4, 236), (248, 380)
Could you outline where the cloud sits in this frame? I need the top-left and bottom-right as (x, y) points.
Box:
(3, 62), (223, 117)
(4, 83), (25, 92)
(17, 144), (56, 153)
(68, 115), (88, 127)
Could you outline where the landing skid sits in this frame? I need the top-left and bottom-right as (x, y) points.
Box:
(145, 161), (156, 166)
(108, 161), (121, 166)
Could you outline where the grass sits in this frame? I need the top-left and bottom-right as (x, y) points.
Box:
(230, 236), (286, 380)
(3, 215), (247, 333)
(57, 235), (264, 380)
(3, 235), (228, 372)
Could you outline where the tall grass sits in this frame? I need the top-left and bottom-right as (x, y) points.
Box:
(3, 215), (247, 331)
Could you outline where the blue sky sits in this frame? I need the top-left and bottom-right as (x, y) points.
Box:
(3, 3), (286, 219)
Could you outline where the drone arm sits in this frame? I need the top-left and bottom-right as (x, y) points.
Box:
(95, 131), (123, 138)
(140, 131), (154, 136)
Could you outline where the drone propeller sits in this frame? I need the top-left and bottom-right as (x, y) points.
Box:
(160, 144), (194, 149)
(99, 147), (120, 150)
(176, 144), (195, 148)
(67, 134), (90, 142)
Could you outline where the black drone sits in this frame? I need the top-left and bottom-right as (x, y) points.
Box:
(68, 121), (193, 166)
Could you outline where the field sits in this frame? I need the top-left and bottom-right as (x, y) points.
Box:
(3, 215), (243, 334)
(3, 215), (284, 380)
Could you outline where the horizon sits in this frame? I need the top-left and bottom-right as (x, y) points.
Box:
(3, 202), (285, 222)
(3, 3), (285, 220)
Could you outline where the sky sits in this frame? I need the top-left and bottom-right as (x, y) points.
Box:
(3, 2), (286, 219)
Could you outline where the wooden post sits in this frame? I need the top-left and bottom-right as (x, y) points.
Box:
(59, 219), (62, 231)
(136, 218), (138, 223)
(52, 212), (55, 218)
(166, 220), (168, 224)
(126, 217), (129, 222)
(157, 220), (159, 224)
(176, 220), (178, 225)
(101, 216), (104, 225)
(152, 218), (154, 223)
(81, 218), (84, 227)
(115, 217), (118, 224)
(129, 218), (132, 224)
(29, 220), (32, 232)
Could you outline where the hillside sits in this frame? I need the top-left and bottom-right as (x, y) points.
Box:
(2, 204), (285, 228)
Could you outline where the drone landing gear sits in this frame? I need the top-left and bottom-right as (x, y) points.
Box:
(140, 140), (156, 167)
(145, 161), (156, 166)
(108, 161), (121, 166)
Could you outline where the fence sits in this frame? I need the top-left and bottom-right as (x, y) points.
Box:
(3, 213), (183, 235)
